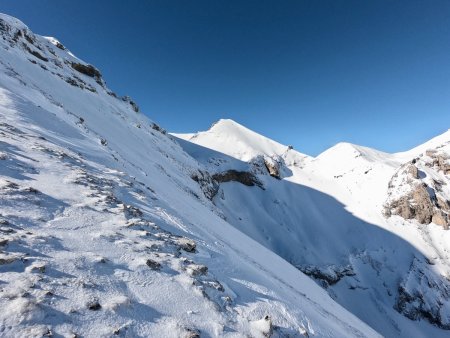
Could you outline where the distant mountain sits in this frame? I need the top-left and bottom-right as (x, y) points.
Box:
(0, 13), (378, 337)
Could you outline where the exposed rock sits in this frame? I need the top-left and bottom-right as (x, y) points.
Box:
(122, 204), (143, 218)
(434, 179), (446, 192)
(438, 197), (450, 212)
(395, 258), (450, 329)
(0, 253), (17, 265)
(87, 300), (102, 311)
(407, 164), (418, 179)
(426, 150), (450, 175)
(411, 184), (434, 224)
(203, 280), (224, 292)
(191, 170), (219, 200)
(71, 62), (100, 78)
(28, 263), (46, 273)
(71, 62), (102, 85)
(150, 122), (166, 134)
(146, 259), (161, 270)
(432, 212), (448, 229)
(121, 96), (139, 113)
(436, 155), (450, 174)
(43, 328), (53, 337)
(24, 45), (48, 62)
(186, 263), (208, 276)
(264, 157), (281, 179)
(24, 186), (40, 194)
(55, 41), (65, 50)
(184, 328), (200, 338)
(299, 265), (355, 287)
(426, 149), (437, 157)
(385, 184), (433, 223)
(385, 156), (450, 229)
(175, 237), (197, 253)
(213, 170), (263, 188)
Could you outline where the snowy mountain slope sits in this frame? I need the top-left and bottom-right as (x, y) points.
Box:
(174, 119), (309, 163)
(0, 13), (380, 337)
(176, 120), (450, 337)
(173, 119), (310, 175)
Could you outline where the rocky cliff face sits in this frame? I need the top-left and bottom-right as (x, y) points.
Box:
(385, 149), (450, 230)
(395, 258), (450, 329)
(382, 146), (450, 328)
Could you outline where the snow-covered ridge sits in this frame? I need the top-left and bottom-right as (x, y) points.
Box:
(0, 13), (379, 337)
(0, 13), (28, 31)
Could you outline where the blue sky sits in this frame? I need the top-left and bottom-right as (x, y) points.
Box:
(1, 0), (450, 155)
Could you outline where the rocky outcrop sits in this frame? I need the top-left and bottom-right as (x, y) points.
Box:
(151, 122), (167, 134)
(407, 164), (419, 179)
(388, 184), (449, 229)
(70, 62), (104, 87)
(250, 155), (283, 179)
(191, 170), (219, 200)
(432, 211), (447, 227)
(299, 264), (355, 288)
(425, 150), (450, 174)
(192, 168), (263, 200)
(386, 183), (435, 224)
(212, 170), (263, 188)
(385, 151), (450, 229)
(395, 258), (450, 329)
(264, 157), (281, 179)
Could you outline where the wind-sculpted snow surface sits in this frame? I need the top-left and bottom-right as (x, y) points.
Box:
(0, 13), (380, 337)
(177, 121), (450, 336)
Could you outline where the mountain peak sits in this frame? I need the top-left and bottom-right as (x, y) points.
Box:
(210, 118), (242, 128)
(208, 118), (256, 135)
(175, 119), (308, 162)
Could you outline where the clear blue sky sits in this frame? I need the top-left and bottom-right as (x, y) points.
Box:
(2, 1), (450, 155)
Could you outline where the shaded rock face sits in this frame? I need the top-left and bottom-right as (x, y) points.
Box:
(70, 62), (102, 85)
(299, 264), (355, 289)
(395, 258), (450, 329)
(385, 150), (450, 229)
(191, 170), (219, 200)
(212, 170), (263, 189)
(191, 166), (264, 200)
